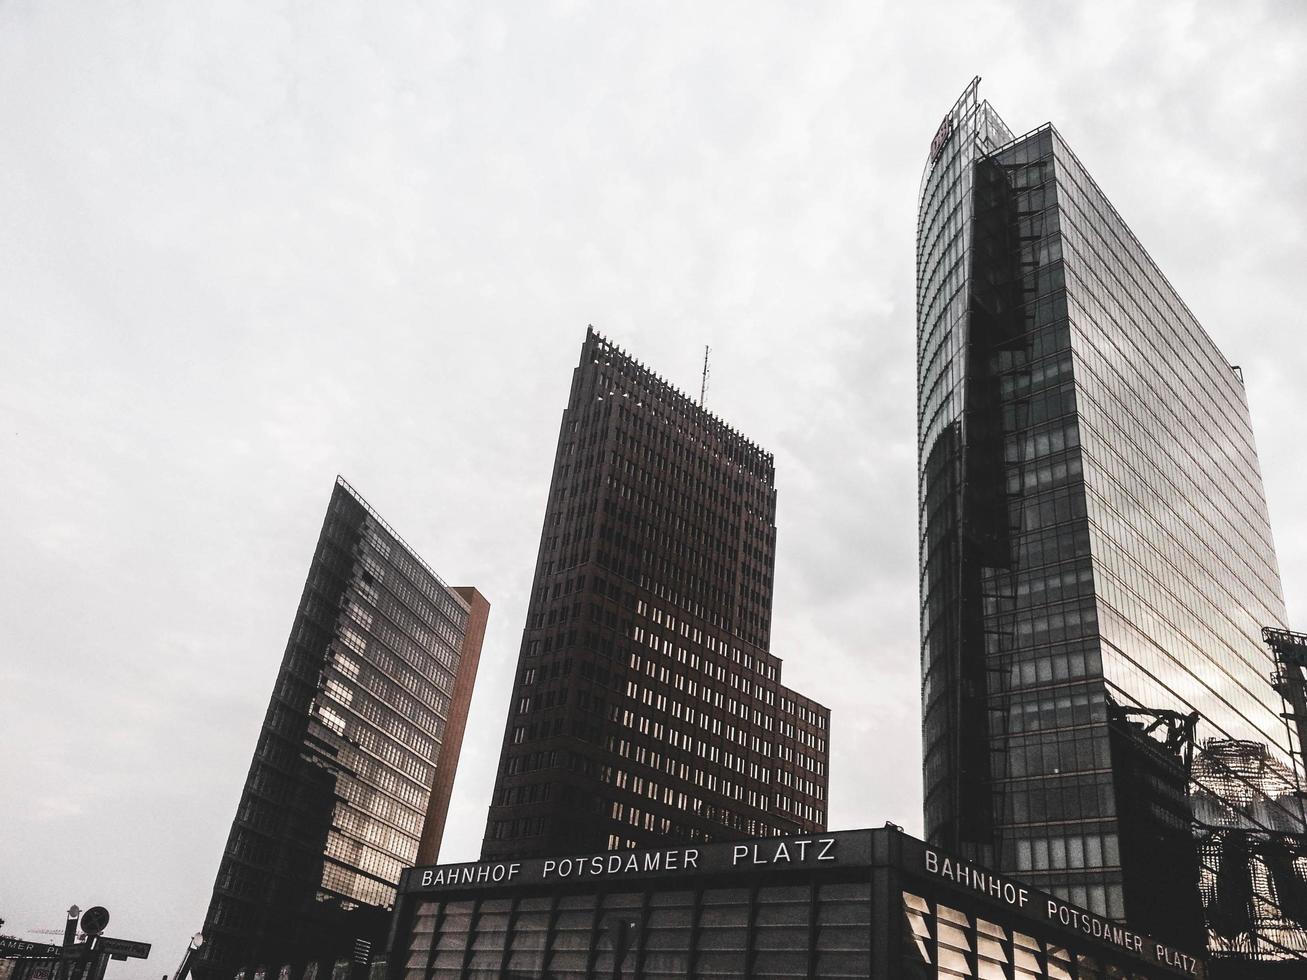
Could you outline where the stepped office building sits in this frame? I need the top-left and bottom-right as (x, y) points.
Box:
(197, 478), (489, 980)
(916, 77), (1292, 944)
(482, 328), (830, 859)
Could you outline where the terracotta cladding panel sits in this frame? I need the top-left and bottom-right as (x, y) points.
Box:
(416, 587), (489, 865)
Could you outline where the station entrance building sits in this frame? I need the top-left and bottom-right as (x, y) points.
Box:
(383, 826), (1204, 979)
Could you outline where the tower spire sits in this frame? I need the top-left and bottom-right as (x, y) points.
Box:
(699, 344), (711, 407)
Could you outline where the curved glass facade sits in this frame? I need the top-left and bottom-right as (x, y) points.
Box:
(916, 80), (1293, 943)
(916, 77), (1015, 869)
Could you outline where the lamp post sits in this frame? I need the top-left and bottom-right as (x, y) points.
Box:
(62, 908), (80, 950)
(53, 906), (81, 980)
(172, 932), (204, 980)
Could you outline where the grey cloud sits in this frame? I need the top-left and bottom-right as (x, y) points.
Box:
(2, 1), (1305, 971)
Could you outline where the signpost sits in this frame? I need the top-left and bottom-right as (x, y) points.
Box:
(1, 906), (150, 980)
(95, 940), (149, 962)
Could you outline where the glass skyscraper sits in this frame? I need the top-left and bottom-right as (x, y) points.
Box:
(196, 478), (488, 980)
(916, 78), (1295, 946)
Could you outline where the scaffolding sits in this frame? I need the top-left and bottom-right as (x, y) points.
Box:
(1193, 738), (1307, 961)
(1265, 626), (1307, 797)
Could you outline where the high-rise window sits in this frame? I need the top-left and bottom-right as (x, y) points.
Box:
(195, 478), (488, 980)
(481, 329), (830, 860)
(917, 79), (1296, 955)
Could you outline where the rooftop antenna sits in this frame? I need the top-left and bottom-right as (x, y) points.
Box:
(699, 345), (711, 407)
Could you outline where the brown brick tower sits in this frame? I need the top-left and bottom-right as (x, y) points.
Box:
(482, 328), (829, 860)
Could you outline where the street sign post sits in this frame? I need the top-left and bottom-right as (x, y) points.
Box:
(95, 939), (150, 961)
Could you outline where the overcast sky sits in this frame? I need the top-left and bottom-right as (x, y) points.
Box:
(3, 0), (1306, 973)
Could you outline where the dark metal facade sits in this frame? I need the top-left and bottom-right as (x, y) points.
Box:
(482, 328), (829, 860)
(386, 827), (1206, 979)
(197, 478), (487, 980)
(916, 79), (1292, 939)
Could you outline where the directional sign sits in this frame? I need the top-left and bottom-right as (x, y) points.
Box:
(97, 938), (150, 960)
(0, 937), (61, 958)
